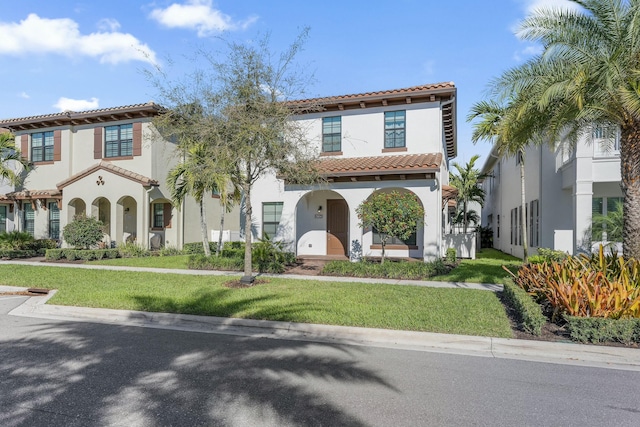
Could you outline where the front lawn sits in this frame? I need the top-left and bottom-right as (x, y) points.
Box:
(87, 255), (190, 269)
(0, 264), (512, 338)
(431, 248), (522, 284)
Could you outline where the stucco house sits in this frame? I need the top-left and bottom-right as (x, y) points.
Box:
(251, 83), (460, 261)
(0, 103), (239, 248)
(480, 124), (623, 258)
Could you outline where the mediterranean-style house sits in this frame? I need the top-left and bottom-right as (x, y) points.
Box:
(480, 124), (623, 258)
(251, 83), (461, 261)
(0, 103), (239, 249)
(0, 82), (463, 260)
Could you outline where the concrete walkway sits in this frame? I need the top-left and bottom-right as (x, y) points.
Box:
(1, 281), (639, 372)
(0, 259), (503, 291)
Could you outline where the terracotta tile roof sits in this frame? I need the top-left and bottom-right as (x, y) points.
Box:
(288, 82), (456, 106)
(0, 102), (163, 130)
(5, 189), (61, 199)
(442, 185), (458, 200)
(57, 161), (159, 189)
(317, 153), (443, 176)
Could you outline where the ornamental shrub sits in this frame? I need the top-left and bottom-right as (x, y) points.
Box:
(62, 215), (104, 249)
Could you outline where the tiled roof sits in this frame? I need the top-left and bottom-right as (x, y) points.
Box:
(288, 82), (456, 106)
(5, 189), (61, 199)
(317, 153), (443, 176)
(57, 161), (159, 189)
(0, 102), (162, 130)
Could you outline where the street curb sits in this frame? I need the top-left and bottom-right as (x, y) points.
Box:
(7, 289), (640, 372)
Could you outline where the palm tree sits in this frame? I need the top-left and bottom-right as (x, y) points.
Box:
(0, 132), (30, 186)
(468, 100), (549, 261)
(449, 155), (487, 234)
(212, 172), (242, 257)
(167, 141), (222, 256)
(493, 0), (640, 258)
(451, 208), (481, 230)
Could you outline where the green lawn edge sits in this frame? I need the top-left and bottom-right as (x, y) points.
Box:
(0, 264), (512, 338)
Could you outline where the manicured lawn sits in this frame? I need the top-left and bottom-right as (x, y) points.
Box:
(0, 264), (512, 338)
(432, 248), (522, 284)
(88, 255), (191, 269)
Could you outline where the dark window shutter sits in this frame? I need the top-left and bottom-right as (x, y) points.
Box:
(53, 130), (62, 161)
(133, 122), (142, 156)
(20, 134), (28, 158)
(94, 127), (103, 159)
(163, 203), (172, 229)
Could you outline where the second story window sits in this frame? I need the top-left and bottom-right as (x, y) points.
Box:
(31, 131), (54, 162)
(105, 124), (133, 158)
(322, 116), (341, 152)
(384, 111), (405, 148)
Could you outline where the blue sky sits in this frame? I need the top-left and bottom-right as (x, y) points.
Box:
(0, 0), (577, 164)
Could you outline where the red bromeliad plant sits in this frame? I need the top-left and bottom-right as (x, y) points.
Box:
(356, 191), (424, 264)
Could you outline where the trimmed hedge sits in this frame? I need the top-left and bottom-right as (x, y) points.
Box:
(565, 316), (640, 345)
(321, 259), (449, 280)
(0, 249), (38, 259)
(182, 242), (218, 255)
(502, 280), (546, 336)
(45, 248), (119, 261)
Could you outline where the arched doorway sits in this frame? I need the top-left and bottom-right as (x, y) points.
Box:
(67, 198), (86, 223)
(91, 197), (111, 242)
(295, 190), (349, 257)
(117, 196), (137, 244)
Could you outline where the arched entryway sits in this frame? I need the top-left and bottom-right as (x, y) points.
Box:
(361, 187), (425, 259)
(295, 190), (349, 257)
(91, 197), (111, 242)
(117, 196), (137, 245)
(67, 198), (86, 222)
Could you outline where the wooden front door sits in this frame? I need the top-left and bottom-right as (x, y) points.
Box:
(327, 199), (348, 256)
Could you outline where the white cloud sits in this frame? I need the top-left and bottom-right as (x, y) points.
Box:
(0, 13), (157, 65)
(53, 97), (99, 112)
(149, 0), (258, 37)
(513, 44), (544, 61)
(97, 18), (121, 32)
(19, 92), (30, 99)
(422, 60), (435, 77)
(522, 0), (581, 14)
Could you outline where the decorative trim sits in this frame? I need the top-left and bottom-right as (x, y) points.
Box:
(382, 147), (408, 153)
(320, 151), (343, 156)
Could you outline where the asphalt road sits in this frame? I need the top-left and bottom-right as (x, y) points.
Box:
(1, 295), (639, 427)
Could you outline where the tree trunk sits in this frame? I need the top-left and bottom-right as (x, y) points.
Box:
(241, 179), (254, 284)
(199, 197), (211, 257)
(463, 200), (468, 234)
(519, 149), (529, 261)
(620, 120), (640, 259)
(380, 238), (386, 265)
(217, 203), (225, 257)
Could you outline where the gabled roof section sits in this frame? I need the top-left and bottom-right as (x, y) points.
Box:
(0, 102), (163, 131)
(4, 189), (61, 200)
(318, 153), (443, 177)
(57, 161), (159, 189)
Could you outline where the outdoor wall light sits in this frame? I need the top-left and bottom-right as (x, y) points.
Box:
(125, 207), (130, 212)
(317, 205), (322, 213)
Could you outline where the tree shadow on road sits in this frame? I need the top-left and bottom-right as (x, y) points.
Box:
(0, 314), (398, 426)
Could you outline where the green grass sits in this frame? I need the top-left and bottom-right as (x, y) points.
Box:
(88, 255), (191, 269)
(432, 248), (522, 284)
(0, 264), (512, 338)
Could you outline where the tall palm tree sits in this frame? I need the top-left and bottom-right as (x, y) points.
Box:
(468, 100), (550, 261)
(0, 132), (30, 186)
(212, 172), (242, 257)
(493, 0), (640, 258)
(449, 155), (487, 233)
(167, 141), (222, 256)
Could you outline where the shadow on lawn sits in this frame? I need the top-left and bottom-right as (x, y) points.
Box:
(127, 288), (321, 322)
(0, 311), (397, 426)
(436, 261), (521, 284)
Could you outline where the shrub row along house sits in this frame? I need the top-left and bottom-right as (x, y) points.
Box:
(480, 124), (623, 258)
(0, 83), (462, 260)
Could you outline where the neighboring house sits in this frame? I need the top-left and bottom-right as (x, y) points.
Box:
(0, 128), (17, 234)
(251, 83), (459, 261)
(0, 103), (239, 248)
(480, 124), (623, 258)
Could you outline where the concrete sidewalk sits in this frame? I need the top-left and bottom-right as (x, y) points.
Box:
(0, 259), (503, 291)
(3, 285), (639, 372)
